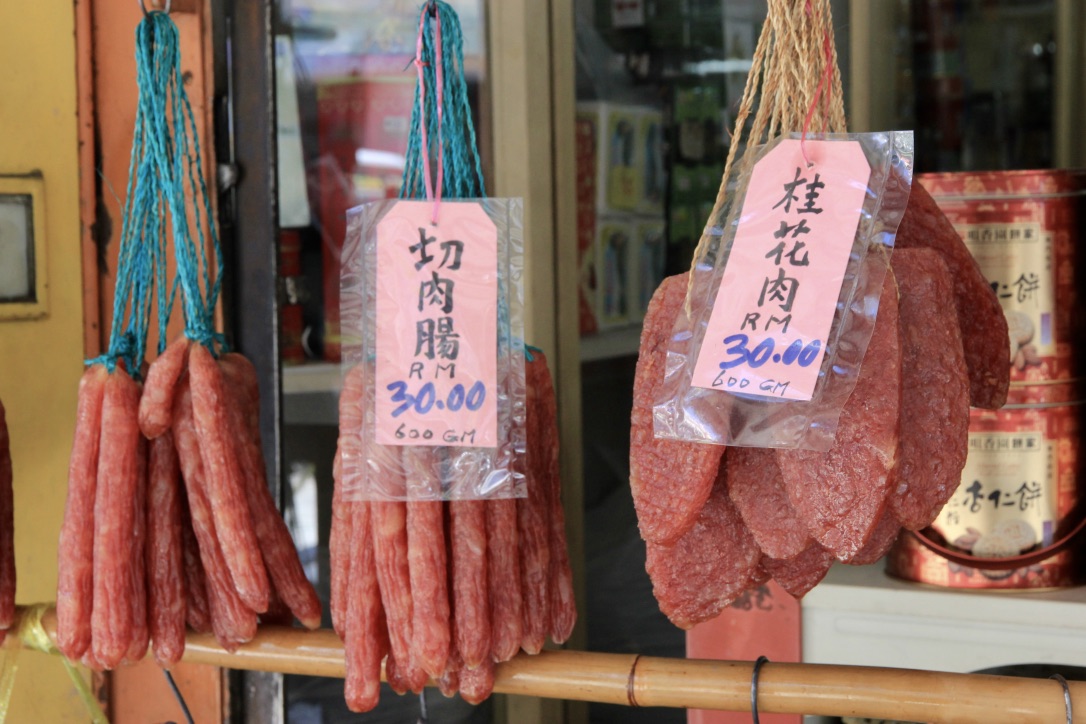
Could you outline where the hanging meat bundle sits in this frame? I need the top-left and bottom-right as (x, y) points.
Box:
(56, 343), (321, 670)
(0, 398), (15, 631)
(332, 350), (576, 712)
(631, 178), (1010, 628)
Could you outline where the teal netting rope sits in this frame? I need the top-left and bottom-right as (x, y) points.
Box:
(143, 11), (225, 354)
(400, 0), (486, 201)
(88, 10), (226, 375)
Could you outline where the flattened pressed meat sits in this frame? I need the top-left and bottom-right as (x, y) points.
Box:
(890, 249), (970, 530)
(896, 179), (1009, 409)
(846, 511), (901, 566)
(778, 274), (901, 562)
(762, 543), (835, 598)
(644, 459), (761, 629)
(726, 447), (810, 560)
(630, 274), (722, 545)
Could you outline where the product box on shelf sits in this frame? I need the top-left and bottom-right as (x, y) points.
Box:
(593, 219), (636, 330)
(630, 220), (666, 322)
(576, 113), (599, 336)
(576, 102), (667, 215)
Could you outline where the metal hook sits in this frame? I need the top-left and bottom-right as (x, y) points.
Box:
(139, 0), (172, 16)
(750, 656), (769, 724)
(1051, 673), (1073, 724)
(416, 688), (430, 724)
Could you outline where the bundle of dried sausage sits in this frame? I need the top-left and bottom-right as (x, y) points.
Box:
(632, 180), (1003, 626)
(57, 342), (321, 669)
(0, 398), (15, 631)
(331, 349), (577, 712)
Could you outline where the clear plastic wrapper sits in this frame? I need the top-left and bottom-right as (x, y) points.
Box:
(340, 198), (527, 500)
(654, 131), (914, 451)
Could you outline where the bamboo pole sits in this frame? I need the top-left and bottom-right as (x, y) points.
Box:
(9, 606), (1082, 723)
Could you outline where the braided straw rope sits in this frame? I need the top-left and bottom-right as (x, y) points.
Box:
(692, 0), (847, 274)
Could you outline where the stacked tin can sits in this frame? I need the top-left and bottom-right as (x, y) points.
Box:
(889, 170), (1086, 589)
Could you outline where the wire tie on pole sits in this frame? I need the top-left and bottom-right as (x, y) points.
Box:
(1051, 673), (1072, 724)
(751, 656), (769, 724)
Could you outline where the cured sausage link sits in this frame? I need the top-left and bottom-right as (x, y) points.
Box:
(344, 500), (387, 713)
(371, 497), (425, 693)
(220, 353), (322, 629)
(450, 500), (491, 668)
(188, 344), (269, 613)
(181, 497), (212, 634)
(124, 434), (149, 665)
(485, 498), (521, 662)
(57, 364), (108, 660)
(406, 447), (449, 678)
(519, 356), (555, 655)
(138, 336), (190, 439)
(332, 365), (366, 639)
(529, 352), (577, 646)
(330, 449), (348, 639)
(173, 377), (257, 650)
(90, 367), (143, 669)
(459, 656), (495, 706)
(146, 433), (186, 667)
(0, 398), (14, 631)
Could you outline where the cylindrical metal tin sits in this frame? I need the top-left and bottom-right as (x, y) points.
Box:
(920, 170), (1085, 383)
(888, 387), (1083, 589)
(888, 170), (1085, 589)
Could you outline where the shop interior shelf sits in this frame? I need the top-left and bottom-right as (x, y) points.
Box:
(803, 562), (1086, 677)
(579, 325), (643, 363)
(282, 362), (341, 425)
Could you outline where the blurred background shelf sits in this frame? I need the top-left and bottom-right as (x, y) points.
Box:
(282, 362), (341, 425)
(579, 326), (643, 363)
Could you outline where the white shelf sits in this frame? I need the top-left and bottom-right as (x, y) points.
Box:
(282, 362), (341, 426)
(803, 563), (1086, 674)
(281, 361), (341, 395)
(579, 325), (643, 363)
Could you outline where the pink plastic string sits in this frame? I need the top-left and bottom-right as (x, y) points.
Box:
(800, 2), (835, 168)
(414, 3), (445, 223)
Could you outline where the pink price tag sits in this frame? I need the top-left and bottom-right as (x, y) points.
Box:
(375, 201), (498, 446)
(691, 139), (870, 401)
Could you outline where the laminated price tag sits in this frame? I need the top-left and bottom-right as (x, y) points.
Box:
(691, 139), (871, 401)
(375, 201), (498, 446)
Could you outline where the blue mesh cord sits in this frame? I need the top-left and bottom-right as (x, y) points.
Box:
(400, 1), (486, 202)
(88, 11), (226, 376)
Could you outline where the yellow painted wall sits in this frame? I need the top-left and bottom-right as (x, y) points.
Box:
(0, 0), (95, 721)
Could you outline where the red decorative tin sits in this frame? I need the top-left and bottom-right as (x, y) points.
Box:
(888, 170), (1086, 589)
